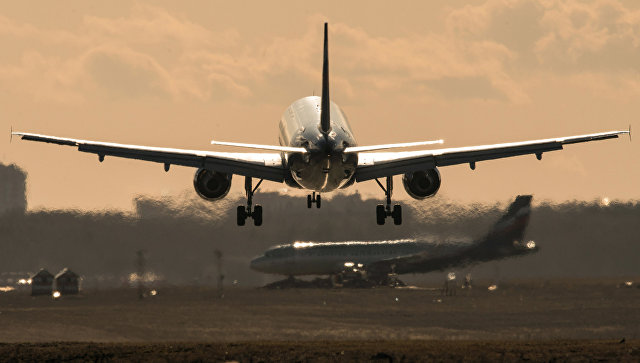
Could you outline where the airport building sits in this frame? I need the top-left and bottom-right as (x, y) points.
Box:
(31, 269), (54, 296)
(54, 268), (79, 295)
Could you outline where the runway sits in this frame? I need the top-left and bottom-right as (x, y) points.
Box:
(1, 279), (639, 360)
(1, 279), (638, 342)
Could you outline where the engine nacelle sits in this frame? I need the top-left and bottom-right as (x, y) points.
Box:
(283, 171), (304, 189)
(193, 168), (232, 201)
(402, 168), (441, 199)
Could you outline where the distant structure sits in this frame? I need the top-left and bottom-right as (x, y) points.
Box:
(133, 196), (173, 219)
(442, 272), (457, 296)
(214, 249), (224, 298)
(54, 268), (79, 295)
(136, 250), (146, 299)
(31, 269), (54, 296)
(463, 273), (473, 289)
(0, 163), (27, 214)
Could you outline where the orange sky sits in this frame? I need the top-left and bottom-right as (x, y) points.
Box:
(1, 0), (638, 211)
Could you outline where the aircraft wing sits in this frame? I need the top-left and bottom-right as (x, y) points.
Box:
(12, 132), (286, 182)
(354, 130), (629, 182)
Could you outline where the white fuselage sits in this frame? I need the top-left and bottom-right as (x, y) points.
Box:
(279, 96), (358, 192)
(251, 240), (431, 276)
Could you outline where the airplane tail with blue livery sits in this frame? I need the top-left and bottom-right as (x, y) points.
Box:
(472, 195), (535, 262)
(379, 195), (537, 275)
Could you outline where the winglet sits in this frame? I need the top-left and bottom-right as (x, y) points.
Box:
(320, 22), (331, 134)
(629, 124), (632, 142)
(10, 125), (12, 143)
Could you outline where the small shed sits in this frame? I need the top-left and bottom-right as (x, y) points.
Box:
(54, 268), (80, 295)
(31, 269), (54, 296)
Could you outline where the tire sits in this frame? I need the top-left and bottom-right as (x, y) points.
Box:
(253, 205), (263, 226)
(307, 195), (312, 208)
(393, 204), (402, 225)
(316, 194), (321, 208)
(376, 204), (386, 225)
(237, 206), (246, 226)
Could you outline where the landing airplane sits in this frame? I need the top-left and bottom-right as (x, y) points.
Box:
(13, 24), (629, 226)
(250, 195), (537, 285)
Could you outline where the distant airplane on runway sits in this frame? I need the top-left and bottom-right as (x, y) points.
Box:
(13, 24), (629, 226)
(250, 195), (537, 285)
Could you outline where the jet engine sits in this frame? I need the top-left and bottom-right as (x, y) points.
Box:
(402, 168), (441, 199)
(193, 168), (232, 200)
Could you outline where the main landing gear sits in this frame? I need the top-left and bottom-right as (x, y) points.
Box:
(237, 177), (263, 226)
(307, 192), (321, 208)
(375, 176), (402, 225)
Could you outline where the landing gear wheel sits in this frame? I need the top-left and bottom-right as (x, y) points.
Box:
(374, 176), (404, 226)
(392, 204), (402, 225)
(253, 205), (263, 226)
(307, 192), (321, 208)
(238, 177), (264, 227)
(237, 205), (246, 226)
(376, 204), (386, 225)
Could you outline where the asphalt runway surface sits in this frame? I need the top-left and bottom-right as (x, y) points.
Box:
(1, 279), (638, 360)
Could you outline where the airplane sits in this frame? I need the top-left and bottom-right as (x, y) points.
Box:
(250, 195), (537, 286)
(12, 24), (629, 226)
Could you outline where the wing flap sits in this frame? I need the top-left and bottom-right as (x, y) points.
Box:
(434, 141), (563, 167)
(355, 130), (627, 182)
(14, 132), (286, 182)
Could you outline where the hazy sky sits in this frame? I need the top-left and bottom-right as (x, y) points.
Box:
(1, 0), (638, 211)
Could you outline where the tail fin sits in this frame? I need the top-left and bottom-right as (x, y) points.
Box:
(481, 195), (532, 250)
(320, 23), (331, 134)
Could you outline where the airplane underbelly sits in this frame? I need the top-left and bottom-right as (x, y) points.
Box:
(289, 153), (357, 192)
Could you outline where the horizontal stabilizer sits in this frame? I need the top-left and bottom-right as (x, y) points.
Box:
(343, 139), (444, 153)
(211, 140), (307, 153)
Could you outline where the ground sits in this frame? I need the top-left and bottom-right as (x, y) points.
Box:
(1, 341), (639, 362)
(0, 279), (638, 360)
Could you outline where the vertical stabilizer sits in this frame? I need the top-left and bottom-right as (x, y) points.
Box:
(482, 195), (532, 247)
(320, 23), (331, 134)
(465, 195), (534, 263)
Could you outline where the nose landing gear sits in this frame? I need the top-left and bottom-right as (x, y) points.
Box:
(307, 192), (321, 208)
(237, 177), (263, 226)
(375, 176), (402, 225)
